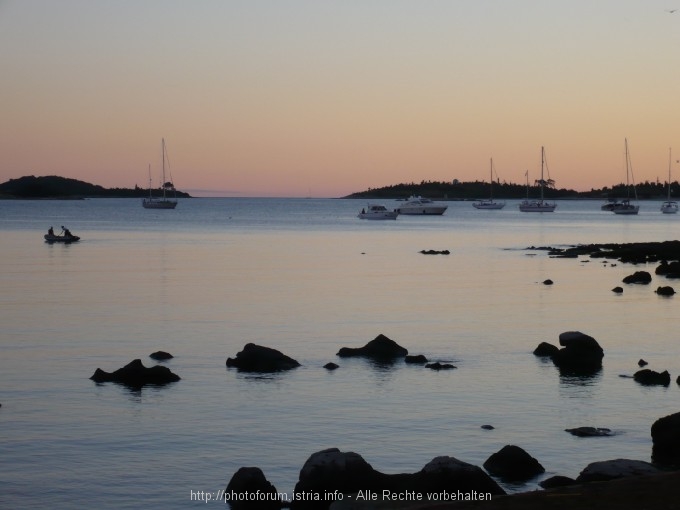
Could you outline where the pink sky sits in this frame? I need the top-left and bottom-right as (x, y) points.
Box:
(2, 1), (680, 197)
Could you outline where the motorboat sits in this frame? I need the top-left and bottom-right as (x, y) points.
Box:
(473, 158), (505, 210)
(395, 196), (447, 215)
(358, 204), (398, 220)
(519, 147), (556, 212)
(611, 199), (639, 215)
(601, 198), (624, 211)
(44, 227), (80, 243)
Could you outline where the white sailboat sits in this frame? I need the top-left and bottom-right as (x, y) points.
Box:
(142, 138), (178, 209)
(519, 146), (556, 212)
(611, 138), (639, 215)
(661, 147), (678, 214)
(473, 158), (505, 209)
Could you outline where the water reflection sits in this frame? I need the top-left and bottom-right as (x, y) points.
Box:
(558, 368), (603, 398)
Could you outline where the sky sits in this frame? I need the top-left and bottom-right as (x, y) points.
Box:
(2, 1), (680, 197)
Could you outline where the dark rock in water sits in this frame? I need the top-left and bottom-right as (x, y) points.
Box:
(551, 331), (604, 374)
(565, 427), (613, 437)
(652, 411), (680, 465)
(483, 445), (545, 482)
(634, 369), (671, 386)
(612, 286), (624, 293)
(539, 475), (576, 489)
(149, 350), (173, 361)
(638, 359), (648, 367)
(289, 448), (504, 510)
(425, 362), (456, 370)
(656, 285), (675, 296)
(622, 271), (652, 284)
(226, 467), (280, 510)
(533, 342), (559, 358)
(336, 334), (408, 359)
(542, 279), (553, 285)
(420, 249), (450, 255)
(481, 424), (495, 430)
(677, 375), (680, 385)
(576, 459), (659, 483)
(323, 362), (339, 370)
(226, 343), (300, 372)
(90, 359), (180, 387)
(405, 354), (428, 364)
(655, 260), (680, 278)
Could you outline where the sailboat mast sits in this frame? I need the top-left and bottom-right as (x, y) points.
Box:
(489, 158), (493, 200)
(161, 138), (166, 200)
(540, 146), (545, 201)
(669, 148), (672, 201)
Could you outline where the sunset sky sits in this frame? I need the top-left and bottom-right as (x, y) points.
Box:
(2, 1), (680, 197)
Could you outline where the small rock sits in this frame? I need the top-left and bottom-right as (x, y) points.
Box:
(149, 351), (173, 361)
(425, 362), (456, 370)
(612, 286), (624, 293)
(483, 445), (545, 482)
(634, 369), (671, 386)
(565, 427), (613, 437)
(543, 279), (553, 285)
(481, 424), (495, 430)
(539, 475), (576, 489)
(622, 271), (652, 284)
(323, 362), (339, 370)
(533, 342), (559, 357)
(638, 359), (648, 367)
(656, 286), (675, 296)
(405, 354), (428, 364)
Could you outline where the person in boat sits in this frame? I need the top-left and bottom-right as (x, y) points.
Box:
(61, 225), (73, 238)
(48, 226), (54, 236)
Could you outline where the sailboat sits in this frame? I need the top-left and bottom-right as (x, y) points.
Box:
(611, 138), (639, 215)
(660, 148), (678, 214)
(472, 158), (505, 209)
(142, 138), (178, 209)
(519, 146), (556, 212)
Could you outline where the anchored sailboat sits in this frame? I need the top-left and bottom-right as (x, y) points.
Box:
(611, 138), (639, 215)
(661, 148), (678, 214)
(519, 147), (556, 212)
(142, 138), (178, 209)
(473, 158), (505, 210)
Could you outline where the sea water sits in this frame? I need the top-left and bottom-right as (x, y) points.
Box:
(1, 198), (680, 508)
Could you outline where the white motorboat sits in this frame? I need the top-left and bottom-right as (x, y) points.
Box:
(358, 204), (398, 220)
(519, 147), (556, 212)
(612, 139), (639, 215)
(142, 138), (178, 209)
(473, 158), (505, 210)
(601, 198), (624, 211)
(395, 196), (447, 215)
(661, 148), (678, 214)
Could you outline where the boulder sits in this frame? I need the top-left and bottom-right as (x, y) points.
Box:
(612, 286), (624, 293)
(481, 424), (495, 430)
(633, 369), (670, 386)
(622, 271), (652, 284)
(90, 359), (180, 387)
(149, 350), (173, 361)
(542, 279), (553, 285)
(323, 362), (339, 370)
(225, 467), (280, 510)
(576, 459), (659, 483)
(336, 334), (408, 360)
(533, 342), (559, 358)
(539, 475), (576, 489)
(565, 427), (613, 437)
(226, 343), (300, 372)
(638, 359), (648, 367)
(651, 411), (680, 465)
(290, 448), (504, 510)
(420, 249), (450, 255)
(551, 331), (604, 374)
(655, 260), (680, 277)
(482, 445), (545, 482)
(656, 286), (675, 296)
(425, 362), (456, 370)
(405, 354), (428, 364)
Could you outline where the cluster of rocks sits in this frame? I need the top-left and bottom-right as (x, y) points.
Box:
(90, 352), (180, 388)
(225, 334), (456, 373)
(533, 330), (604, 375)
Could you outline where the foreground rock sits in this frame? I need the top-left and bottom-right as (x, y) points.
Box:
(656, 286), (675, 296)
(633, 369), (670, 386)
(90, 359), (180, 387)
(225, 467), (280, 509)
(651, 411), (680, 465)
(226, 343), (300, 372)
(482, 445), (545, 482)
(551, 331), (604, 374)
(576, 459), (660, 483)
(290, 448), (504, 510)
(337, 334), (408, 360)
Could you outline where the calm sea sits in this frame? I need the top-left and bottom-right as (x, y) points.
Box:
(1, 197), (679, 508)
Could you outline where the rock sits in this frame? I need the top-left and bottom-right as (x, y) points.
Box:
(543, 279), (553, 285)
(652, 412), (680, 465)
(656, 286), (675, 296)
(226, 343), (300, 372)
(420, 249), (450, 255)
(565, 427), (613, 437)
(336, 334), (408, 360)
(576, 459), (659, 483)
(90, 359), (180, 387)
(290, 449), (504, 510)
(655, 260), (680, 278)
(612, 286), (624, 293)
(324, 362), (339, 370)
(225, 467), (280, 510)
(638, 359), (648, 367)
(533, 342), (559, 357)
(551, 331), (604, 374)
(482, 445), (545, 482)
(404, 354), (428, 364)
(149, 350), (173, 361)
(425, 362), (456, 370)
(633, 369), (670, 386)
(481, 424), (495, 430)
(622, 271), (652, 284)
(539, 475), (576, 488)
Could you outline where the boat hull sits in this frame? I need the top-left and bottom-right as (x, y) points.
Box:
(395, 206), (447, 215)
(661, 201), (678, 214)
(612, 207), (639, 215)
(358, 212), (398, 220)
(142, 199), (177, 209)
(472, 201), (505, 210)
(519, 200), (556, 212)
(44, 234), (80, 243)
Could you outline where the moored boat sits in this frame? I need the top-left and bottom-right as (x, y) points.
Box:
(661, 148), (678, 214)
(142, 138), (178, 209)
(358, 204), (398, 220)
(473, 158), (505, 210)
(395, 196), (447, 215)
(519, 147), (556, 212)
(612, 138), (639, 215)
(44, 226), (80, 243)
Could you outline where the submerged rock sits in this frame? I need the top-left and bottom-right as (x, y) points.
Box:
(634, 369), (670, 386)
(90, 359), (180, 387)
(149, 350), (173, 361)
(612, 286), (624, 294)
(226, 343), (300, 372)
(323, 362), (339, 370)
(425, 362), (456, 370)
(483, 445), (545, 482)
(565, 427), (613, 437)
(336, 334), (408, 360)
(405, 354), (428, 364)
